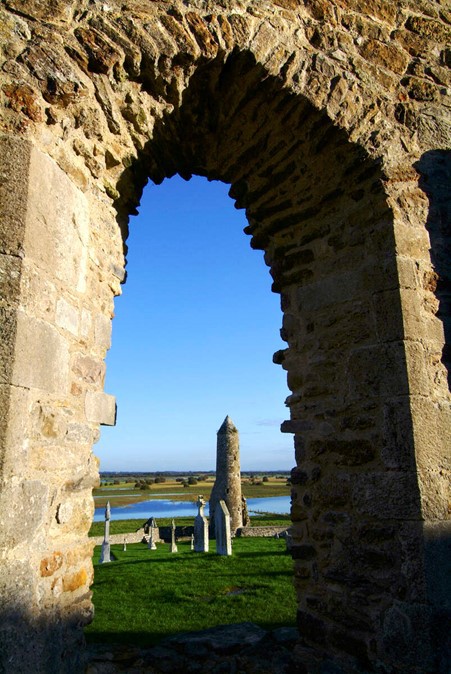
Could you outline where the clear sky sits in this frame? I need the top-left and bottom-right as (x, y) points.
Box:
(95, 175), (294, 472)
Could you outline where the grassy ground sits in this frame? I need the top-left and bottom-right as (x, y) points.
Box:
(89, 513), (291, 537)
(93, 477), (290, 508)
(85, 537), (296, 647)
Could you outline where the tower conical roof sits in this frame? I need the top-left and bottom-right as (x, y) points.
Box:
(217, 415), (237, 434)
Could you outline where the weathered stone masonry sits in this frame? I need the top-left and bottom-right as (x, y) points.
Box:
(0, 1), (449, 672)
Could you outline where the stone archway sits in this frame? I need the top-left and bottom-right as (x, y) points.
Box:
(0, 2), (449, 672)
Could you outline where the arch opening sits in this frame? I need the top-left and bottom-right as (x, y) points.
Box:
(98, 50), (427, 672)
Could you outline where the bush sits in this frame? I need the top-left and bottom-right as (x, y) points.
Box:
(262, 476), (269, 482)
(155, 477), (166, 484)
(188, 476), (198, 485)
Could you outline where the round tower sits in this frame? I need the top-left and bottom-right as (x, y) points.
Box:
(209, 416), (248, 535)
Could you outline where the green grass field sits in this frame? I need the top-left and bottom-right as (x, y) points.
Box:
(85, 537), (296, 647)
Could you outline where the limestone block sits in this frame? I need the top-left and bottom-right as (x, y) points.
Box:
(0, 478), (49, 550)
(352, 472), (422, 520)
(382, 399), (417, 470)
(11, 312), (70, 394)
(0, 306), (17, 385)
(29, 443), (87, 475)
(55, 298), (79, 336)
(65, 422), (93, 444)
(417, 468), (450, 521)
(0, 383), (31, 476)
(72, 354), (105, 385)
(85, 391), (116, 425)
(5, 0), (77, 22)
(410, 396), (451, 473)
(24, 147), (89, 293)
(19, 260), (57, 320)
(80, 308), (92, 339)
(54, 494), (93, 535)
(0, 254), (21, 308)
(94, 313), (112, 350)
(0, 136), (31, 256)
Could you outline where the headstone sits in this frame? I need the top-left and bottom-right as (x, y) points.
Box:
(215, 500), (232, 556)
(123, 537), (127, 551)
(190, 534), (194, 551)
(170, 518), (178, 553)
(148, 527), (157, 550)
(99, 501), (111, 563)
(194, 495), (209, 553)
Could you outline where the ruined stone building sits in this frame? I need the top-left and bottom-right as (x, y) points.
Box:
(0, 1), (449, 672)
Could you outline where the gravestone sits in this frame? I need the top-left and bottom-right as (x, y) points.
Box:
(170, 519), (178, 553)
(148, 527), (157, 550)
(194, 495), (209, 553)
(190, 534), (194, 551)
(99, 501), (111, 564)
(123, 537), (127, 551)
(215, 500), (232, 556)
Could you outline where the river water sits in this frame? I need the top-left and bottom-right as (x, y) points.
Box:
(93, 495), (291, 522)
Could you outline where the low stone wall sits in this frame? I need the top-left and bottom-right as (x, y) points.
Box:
(158, 525), (194, 542)
(236, 526), (289, 538)
(91, 525), (289, 546)
(91, 532), (146, 546)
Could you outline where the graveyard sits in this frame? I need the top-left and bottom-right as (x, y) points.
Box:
(85, 421), (296, 664)
(85, 535), (296, 648)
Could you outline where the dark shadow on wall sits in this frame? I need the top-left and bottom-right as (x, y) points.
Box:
(0, 609), (87, 674)
(415, 150), (451, 390)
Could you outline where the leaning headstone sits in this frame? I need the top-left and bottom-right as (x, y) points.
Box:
(170, 519), (178, 553)
(215, 500), (232, 556)
(194, 495), (209, 553)
(148, 527), (157, 550)
(99, 501), (111, 564)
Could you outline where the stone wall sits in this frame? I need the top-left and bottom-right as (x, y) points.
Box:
(0, 1), (450, 672)
(237, 526), (289, 538)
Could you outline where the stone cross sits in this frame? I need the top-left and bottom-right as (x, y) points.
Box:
(99, 500), (111, 563)
(194, 494), (209, 552)
(170, 518), (178, 553)
(215, 500), (232, 556)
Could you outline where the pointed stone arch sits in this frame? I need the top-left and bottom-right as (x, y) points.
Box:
(0, 2), (449, 672)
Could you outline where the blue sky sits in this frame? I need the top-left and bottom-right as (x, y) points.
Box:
(95, 175), (294, 472)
